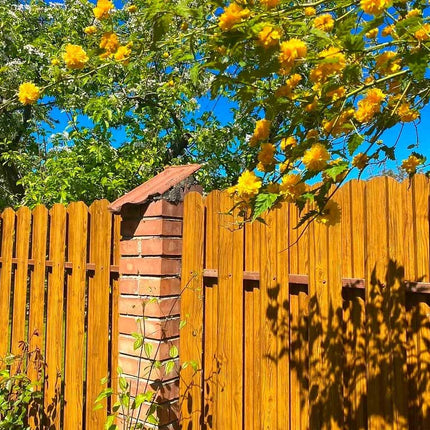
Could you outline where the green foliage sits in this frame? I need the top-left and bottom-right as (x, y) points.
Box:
(0, 337), (45, 429)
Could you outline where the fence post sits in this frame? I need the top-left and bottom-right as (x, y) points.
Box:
(109, 165), (201, 429)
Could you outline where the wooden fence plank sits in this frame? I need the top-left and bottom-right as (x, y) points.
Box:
(86, 200), (112, 429)
(64, 201), (88, 430)
(365, 176), (392, 429)
(45, 203), (67, 428)
(28, 205), (48, 382)
(275, 203), (290, 429)
(0, 208), (15, 358)
(203, 190), (220, 429)
(259, 209), (278, 430)
(11, 207), (31, 359)
(179, 192), (205, 429)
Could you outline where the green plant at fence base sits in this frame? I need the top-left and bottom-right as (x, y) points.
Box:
(0, 333), (46, 429)
(95, 298), (180, 430)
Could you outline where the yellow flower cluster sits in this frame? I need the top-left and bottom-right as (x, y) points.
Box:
(275, 74), (301, 98)
(415, 24), (430, 42)
(258, 25), (281, 48)
(218, 3), (250, 31)
(322, 109), (354, 137)
(360, 0), (391, 16)
(352, 152), (370, 169)
(316, 200), (341, 226)
(93, 0), (113, 20)
(250, 119), (271, 146)
(375, 51), (401, 75)
(279, 173), (305, 203)
(313, 14), (334, 32)
(304, 7), (316, 16)
(354, 88), (385, 123)
(401, 155), (421, 174)
(278, 39), (307, 73)
(257, 143), (276, 170)
(84, 25), (97, 35)
(365, 28), (378, 39)
(235, 170), (262, 200)
(280, 136), (297, 151)
(62, 44), (89, 70)
(310, 47), (345, 84)
(397, 103), (419, 122)
(18, 82), (40, 105)
(302, 143), (330, 171)
(260, 0), (280, 8)
(100, 32), (119, 55)
(127, 5), (137, 13)
(114, 45), (132, 63)
(326, 86), (346, 102)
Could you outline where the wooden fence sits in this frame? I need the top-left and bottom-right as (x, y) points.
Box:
(180, 175), (430, 429)
(0, 200), (121, 429)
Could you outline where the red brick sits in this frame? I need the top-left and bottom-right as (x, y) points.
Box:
(118, 315), (179, 339)
(119, 277), (181, 296)
(118, 335), (179, 361)
(119, 296), (180, 317)
(118, 355), (180, 380)
(120, 257), (181, 276)
(120, 239), (140, 255)
(144, 200), (183, 218)
(121, 219), (182, 237)
(125, 377), (179, 402)
(140, 238), (182, 256)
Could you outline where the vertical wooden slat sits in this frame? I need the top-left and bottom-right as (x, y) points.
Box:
(63, 202), (88, 430)
(276, 203), (290, 429)
(244, 217), (262, 430)
(308, 195), (343, 430)
(179, 192), (205, 428)
(11, 207), (31, 357)
(215, 192), (243, 428)
(365, 176), (392, 429)
(28, 205), (48, 382)
(45, 204), (67, 427)
(0, 208), (15, 358)
(203, 191), (220, 429)
(259, 209), (278, 429)
(86, 200), (112, 428)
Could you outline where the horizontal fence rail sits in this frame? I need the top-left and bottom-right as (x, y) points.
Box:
(180, 175), (430, 430)
(0, 200), (121, 429)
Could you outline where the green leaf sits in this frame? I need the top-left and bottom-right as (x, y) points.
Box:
(324, 162), (348, 181)
(144, 342), (153, 358)
(252, 193), (278, 221)
(165, 360), (175, 374)
(348, 134), (364, 156)
(405, 52), (427, 80)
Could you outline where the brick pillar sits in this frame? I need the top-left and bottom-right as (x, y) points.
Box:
(118, 199), (184, 429)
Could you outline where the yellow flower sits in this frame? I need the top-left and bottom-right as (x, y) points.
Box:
(100, 32), (120, 54)
(354, 88), (385, 123)
(302, 143), (330, 171)
(279, 38), (307, 72)
(397, 103), (419, 122)
(62, 44), (89, 70)
(260, 0), (280, 8)
(309, 47), (346, 83)
(401, 155), (421, 174)
(280, 173), (306, 202)
(253, 119), (271, 141)
(51, 58), (60, 66)
(236, 170), (262, 198)
(93, 0), (114, 19)
(352, 153), (370, 169)
(84, 25), (98, 35)
(313, 14), (334, 32)
(258, 25), (281, 48)
(406, 9), (421, 18)
(304, 7), (316, 16)
(18, 82), (40, 105)
(360, 0), (391, 16)
(326, 86), (346, 102)
(375, 51), (401, 75)
(218, 3), (250, 31)
(365, 28), (378, 38)
(316, 200), (341, 226)
(280, 136), (297, 151)
(381, 25), (395, 37)
(322, 109), (354, 137)
(258, 143), (276, 165)
(114, 45), (131, 63)
(127, 5), (137, 13)
(275, 74), (301, 98)
(415, 24), (430, 41)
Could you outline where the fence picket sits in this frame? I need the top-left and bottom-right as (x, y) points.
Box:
(86, 200), (112, 428)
